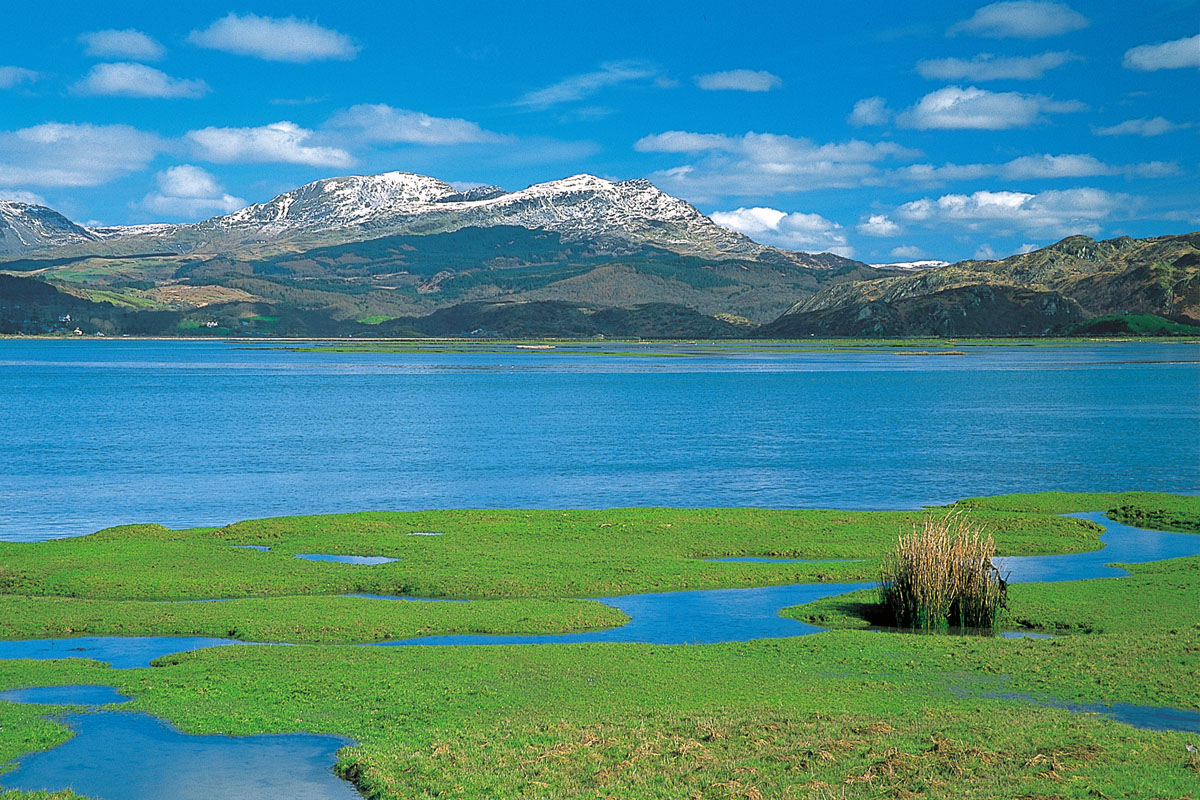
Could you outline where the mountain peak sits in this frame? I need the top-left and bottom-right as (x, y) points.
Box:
(0, 201), (99, 256)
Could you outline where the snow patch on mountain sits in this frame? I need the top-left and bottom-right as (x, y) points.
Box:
(0, 201), (100, 256)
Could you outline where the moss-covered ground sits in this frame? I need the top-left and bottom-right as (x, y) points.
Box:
(1, 492), (1198, 799)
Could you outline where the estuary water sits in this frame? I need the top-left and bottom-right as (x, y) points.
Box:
(1, 339), (1196, 541)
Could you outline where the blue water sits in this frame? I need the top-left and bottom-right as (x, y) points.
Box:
(997, 512), (1200, 582)
(1, 339), (1196, 541)
(991, 693), (1200, 733)
(295, 554), (398, 565)
(0, 685), (130, 705)
(0, 636), (242, 669)
(0, 710), (360, 800)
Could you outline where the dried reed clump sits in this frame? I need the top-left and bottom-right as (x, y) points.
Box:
(880, 513), (1008, 631)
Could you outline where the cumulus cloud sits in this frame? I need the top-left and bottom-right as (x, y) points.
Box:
(889, 245), (926, 259)
(1093, 117), (1192, 137)
(140, 165), (246, 218)
(635, 130), (918, 200)
(186, 121), (353, 167)
(896, 85), (1085, 129)
(710, 206), (852, 256)
(694, 69), (782, 92)
(858, 214), (902, 236)
(79, 29), (164, 60)
(73, 63), (209, 99)
(515, 61), (660, 109)
(1123, 35), (1200, 71)
(0, 66), (38, 89)
(896, 187), (1129, 236)
(948, 2), (1088, 39)
(189, 13), (358, 62)
(848, 96), (891, 126)
(0, 189), (47, 205)
(916, 51), (1080, 80)
(0, 122), (163, 186)
(325, 104), (507, 145)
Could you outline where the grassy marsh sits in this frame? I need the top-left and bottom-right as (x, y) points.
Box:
(1, 492), (1198, 799)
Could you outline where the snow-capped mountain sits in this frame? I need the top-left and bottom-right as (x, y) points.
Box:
(0, 201), (99, 257)
(181, 171), (783, 262)
(869, 260), (950, 271)
(0, 171), (857, 270)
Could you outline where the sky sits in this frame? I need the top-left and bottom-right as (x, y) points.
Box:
(0, 0), (1197, 263)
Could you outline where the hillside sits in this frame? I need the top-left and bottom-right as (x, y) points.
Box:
(769, 232), (1200, 337)
(0, 171), (871, 331)
(2, 169), (1197, 338)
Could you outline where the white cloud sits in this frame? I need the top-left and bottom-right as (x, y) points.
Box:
(848, 96), (891, 126)
(1123, 35), (1200, 71)
(896, 187), (1129, 236)
(186, 121), (353, 167)
(710, 206), (853, 256)
(0, 66), (38, 89)
(948, 2), (1088, 39)
(189, 13), (358, 63)
(73, 63), (209, 99)
(694, 69), (782, 92)
(79, 29), (164, 61)
(141, 165), (246, 218)
(1015, 242), (1040, 254)
(858, 214), (902, 236)
(916, 51), (1080, 80)
(895, 153), (1175, 182)
(325, 104), (506, 145)
(897, 85), (1085, 129)
(889, 245), (925, 259)
(635, 130), (918, 200)
(515, 61), (660, 108)
(0, 122), (163, 186)
(0, 189), (47, 205)
(1093, 117), (1192, 137)
(974, 243), (997, 259)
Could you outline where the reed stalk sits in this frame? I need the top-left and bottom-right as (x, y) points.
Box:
(879, 513), (1008, 631)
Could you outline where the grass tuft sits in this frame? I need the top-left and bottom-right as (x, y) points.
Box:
(880, 513), (1008, 631)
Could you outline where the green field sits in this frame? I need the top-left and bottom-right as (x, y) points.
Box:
(1, 493), (1198, 799)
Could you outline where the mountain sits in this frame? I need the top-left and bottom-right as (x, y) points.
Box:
(0, 201), (99, 257)
(4, 170), (1196, 338)
(0, 171), (870, 328)
(767, 232), (1200, 336)
(868, 259), (949, 271)
(20, 171), (838, 270)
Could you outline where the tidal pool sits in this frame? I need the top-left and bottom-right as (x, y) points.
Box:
(295, 553), (398, 565)
(0, 685), (130, 705)
(0, 706), (361, 800)
(0, 636), (243, 669)
(991, 692), (1200, 734)
(996, 512), (1200, 582)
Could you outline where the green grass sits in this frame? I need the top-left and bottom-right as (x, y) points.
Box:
(0, 509), (1105, 600)
(1066, 313), (1200, 336)
(0, 594), (627, 644)
(1, 493), (1199, 799)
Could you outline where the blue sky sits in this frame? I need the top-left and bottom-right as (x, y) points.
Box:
(1, 0), (1197, 262)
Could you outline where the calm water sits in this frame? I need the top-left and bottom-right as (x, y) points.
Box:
(0, 710), (359, 800)
(1, 339), (1197, 541)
